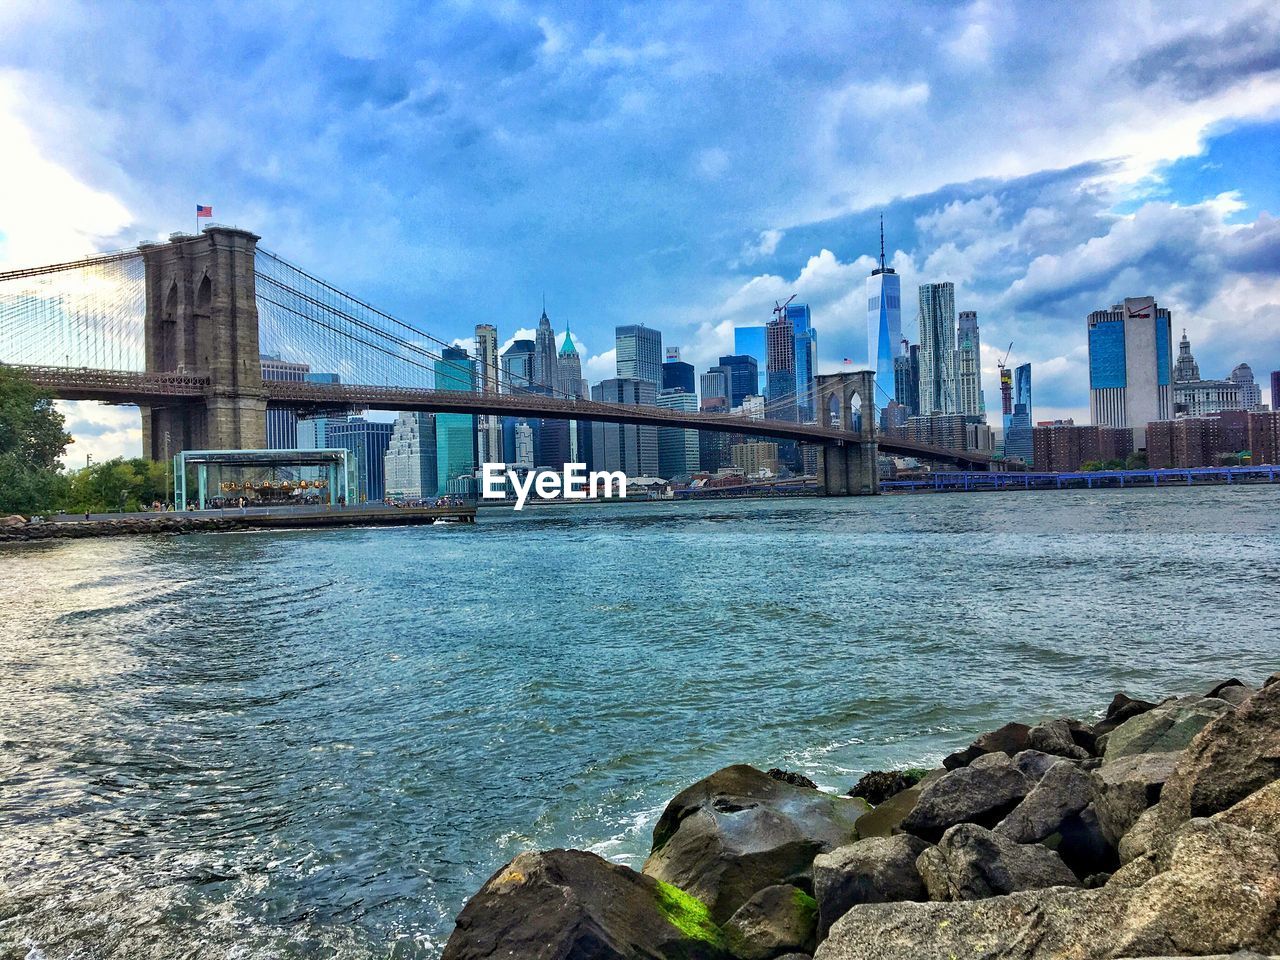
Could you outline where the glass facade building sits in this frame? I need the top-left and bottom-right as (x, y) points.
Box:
(1087, 296), (1173, 448)
(328, 418), (395, 502)
(661, 360), (696, 395)
(656, 389), (700, 480)
(435, 346), (477, 493)
(867, 262), (902, 409)
(615, 325), (663, 386)
(733, 326), (768, 394)
(261, 355), (311, 451)
(787, 302), (816, 422)
(501, 339), (536, 392)
(590, 378), (659, 477)
(716, 354), (759, 408)
(1005, 363), (1033, 464)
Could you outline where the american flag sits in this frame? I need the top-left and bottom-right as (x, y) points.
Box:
(196, 204), (213, 218)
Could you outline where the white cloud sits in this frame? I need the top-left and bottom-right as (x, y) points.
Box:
(0, 73), (133, 268)
(56, 400), (141, 467)
(584, 347), (616, 382)
(696, 147), (730, 180)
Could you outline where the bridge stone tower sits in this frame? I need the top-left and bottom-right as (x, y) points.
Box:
(814, 371), (879, 496)
(139, 227), (266, 459)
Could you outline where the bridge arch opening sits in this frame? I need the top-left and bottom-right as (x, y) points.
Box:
(159, 280), (178, 371)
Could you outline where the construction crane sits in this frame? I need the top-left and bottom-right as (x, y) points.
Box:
(998, 341), (1014, 418)
(773, 294), (796, 320)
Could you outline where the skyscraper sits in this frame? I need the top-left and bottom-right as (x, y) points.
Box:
(329, 418), (395, 502)
(1087, 296), (1173, 448)
(557, 321), (585, 398)
(501, 339), (536, 392)
(657, 389), (700, 480)
(700, 370), (728, 405)
(261, 355), (311, 450)
(534, 306), (558, 390)
(716, 354), (759, 408)
(590, 378), (659, 476)
(1231, 363), (1262, 410)
(383, 411), (438, 500)
(1174, 330), (1200, 382)
(893, 341), (920, 417)
(765, 313), (797, 421)
(475, 323), (502, 465)
(1272, 371), (1280, 411)
(866, 218), (902, 406)
(1005, 363), (1033, 464)
(918, 282), (957, 416)
(955, 310), (985, 420)
(615, 325), (663, 386)
(662, 360), (696, 395)
(435, 345), (477, 493)
(786, 303), (816, 422)
(555, 319), (587, 464)
(733, 326), (768, 394)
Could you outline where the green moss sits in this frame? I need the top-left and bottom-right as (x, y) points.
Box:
(901, 768), (931, 783)
(792, 887), (818, 921)
(654, 880), (728, 948)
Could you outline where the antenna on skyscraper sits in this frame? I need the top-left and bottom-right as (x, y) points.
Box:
(879, 214), (886, 271)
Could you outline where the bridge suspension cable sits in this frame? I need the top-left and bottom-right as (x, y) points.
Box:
(0, 251), (145, 372)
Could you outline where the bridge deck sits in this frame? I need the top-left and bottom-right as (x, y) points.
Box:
(3, 363), (1006, 469)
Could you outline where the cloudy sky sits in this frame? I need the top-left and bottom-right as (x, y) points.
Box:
(1, 0), (1278, 462)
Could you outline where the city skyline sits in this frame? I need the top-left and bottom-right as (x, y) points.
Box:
(2, 3), (1278, 462)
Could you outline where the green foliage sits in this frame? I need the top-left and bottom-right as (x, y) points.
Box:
(0, 367), (71, 514)
(1125, 451), (1148, 469)
(62, 458), (171, 514)
(653, 880), (728, 948)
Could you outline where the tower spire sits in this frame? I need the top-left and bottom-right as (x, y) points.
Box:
(879, 214), (886, 271)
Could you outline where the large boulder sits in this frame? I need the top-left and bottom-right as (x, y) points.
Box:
(643, 765), (868, 924)
(995, 760), (1095, 844)
(811, 835), (930, 939)
(1092, 751), (1180, 847)
(815, 818), (1280, 960)
(1025, 720), (1090, 761)
(847, 770), (924, 806)
(849, 770), (945, 839)
(915, 823), (1078, 901)
(899, 754), (1031, 843)
(723, 884), (817, 960)
(1100, 695), (1233, 761)
(1205, 678), (1255, 707)
(441, 848), (731, 960)
(1093, 692), (1159, 737)
(1157, 679), (1280, 825)
(942, 722), (1031, 770)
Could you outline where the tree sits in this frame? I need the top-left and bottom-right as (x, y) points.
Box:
(63, 457), (170, 513)
(1126, 451), (1148, 470)
(0, 367), (72, 514)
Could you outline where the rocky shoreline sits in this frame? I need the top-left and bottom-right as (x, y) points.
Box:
(0, 513), (245, 541)
(443, 674), (1280, 959)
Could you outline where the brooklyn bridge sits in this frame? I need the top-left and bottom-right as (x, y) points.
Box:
(0, 226), (1008, 496)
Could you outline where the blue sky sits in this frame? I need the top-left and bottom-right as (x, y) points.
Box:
(1, 0), (1278, 461)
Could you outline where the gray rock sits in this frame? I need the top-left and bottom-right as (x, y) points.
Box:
(441, 848), (732, 960)
(1117, 804), (1163, 865)
(1093, 751), (1179, 847)
(643, 765), (868, 924)
(996, 760), (1095, 844)
(724, 885), (817, 960)
(848, 769), (944, 840)
(1009, 749), (1061, 782)
(899, 754), (1031, 843)
(1093, 692), (1159, 737)
(1026, 720), (1091, 760)
(1157, 680), (1280, 827)
(1211, 777), (1280, 838)
(942, 722), (1031, 770)
(1047, 803), (1115, 879)
(814, 818), (1280, 960)
(1101, 695), (1233, 761)
(812, 835), (930, 939)
(915, 823), (1079, 901)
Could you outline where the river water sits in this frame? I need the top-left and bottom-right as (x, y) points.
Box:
(2, 486), (1278, 958)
